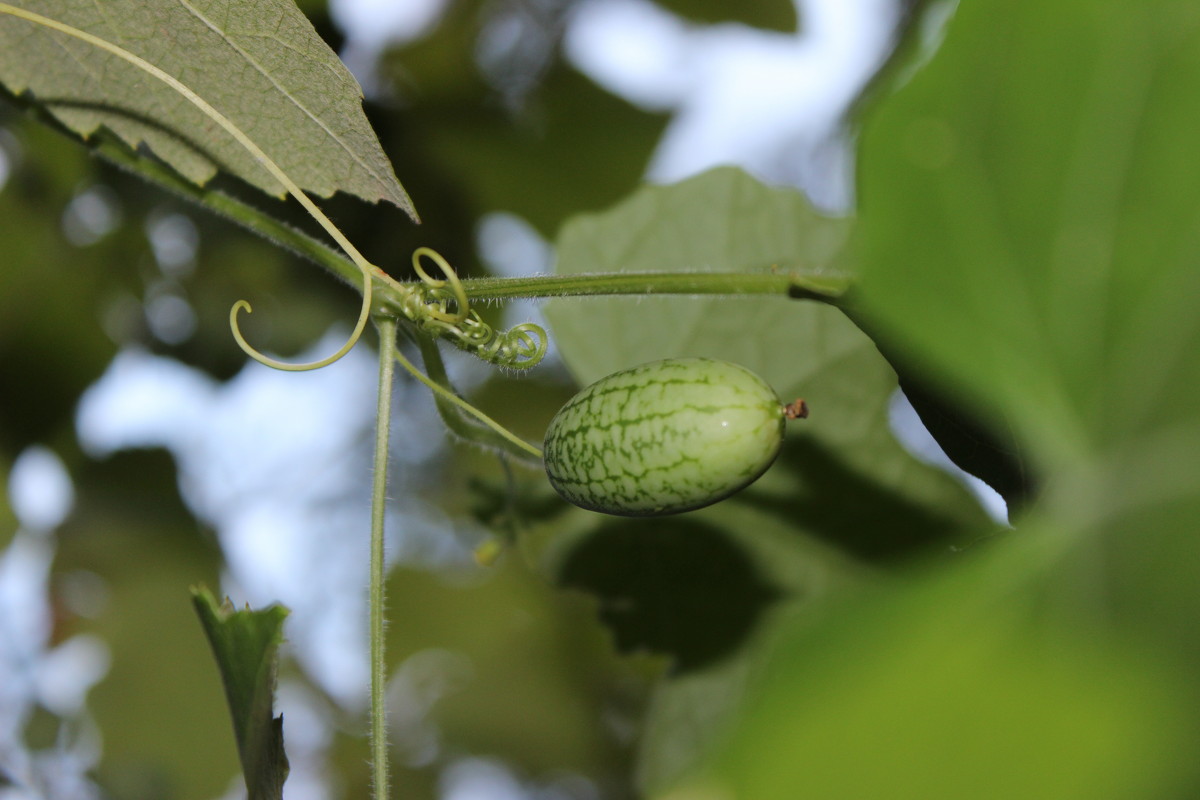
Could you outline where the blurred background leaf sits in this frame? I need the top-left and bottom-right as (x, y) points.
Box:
(854, 0), (1200, 670)
(855, 0), (1200, 470)
(665, 530), (1199, 800)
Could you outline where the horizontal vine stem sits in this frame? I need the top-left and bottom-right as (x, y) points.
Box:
(454, 271), (852, 303)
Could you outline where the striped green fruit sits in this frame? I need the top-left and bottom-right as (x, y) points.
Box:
(543, 358), (790, 516)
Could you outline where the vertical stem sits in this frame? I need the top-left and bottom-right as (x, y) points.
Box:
(370, 315), (398, 799)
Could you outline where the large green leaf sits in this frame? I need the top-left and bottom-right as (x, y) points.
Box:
(0, 0), (415, 216)
(855, 0), (1200, 471)
(853, 0), (1200, 691)
(538, 167), (996, 790)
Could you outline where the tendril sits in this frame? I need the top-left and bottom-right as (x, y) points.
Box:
(396, 248), (548, 370)
(230, 286), (372, 372)
(411, 248), (469, 324)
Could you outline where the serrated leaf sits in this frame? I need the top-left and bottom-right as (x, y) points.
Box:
(538, 167), (997, 790)
(192, 585), (290, 800)
(0, 0), (416, 217)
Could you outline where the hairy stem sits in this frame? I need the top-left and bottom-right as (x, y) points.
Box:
(455, 270), (852, 302)
(369, 316), (398, 800)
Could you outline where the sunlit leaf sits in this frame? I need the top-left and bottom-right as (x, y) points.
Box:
(855, 0), (1200, 470)
(0, 0), (416, 216)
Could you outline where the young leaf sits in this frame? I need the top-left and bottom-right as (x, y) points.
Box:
(0, 0), (416, 217)
(192, 585), (290, 800)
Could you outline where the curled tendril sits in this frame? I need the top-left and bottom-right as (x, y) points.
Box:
(229, 256), (373, 371)
(411, 247), (469, 324)
(397, 248), (548, 369)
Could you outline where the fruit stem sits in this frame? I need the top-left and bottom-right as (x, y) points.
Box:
(785, 399), (810, 420)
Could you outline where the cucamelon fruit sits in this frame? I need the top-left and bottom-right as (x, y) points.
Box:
(543, 358), (803, 516)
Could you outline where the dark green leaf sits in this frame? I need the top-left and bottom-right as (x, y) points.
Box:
(557, 517), (780, 673)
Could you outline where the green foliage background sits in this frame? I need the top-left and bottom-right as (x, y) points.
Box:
(3, 0), (1200, 798)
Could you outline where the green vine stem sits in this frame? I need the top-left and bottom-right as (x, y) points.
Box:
(453, 270), (852, 303)
(369, 315), (398, 800)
